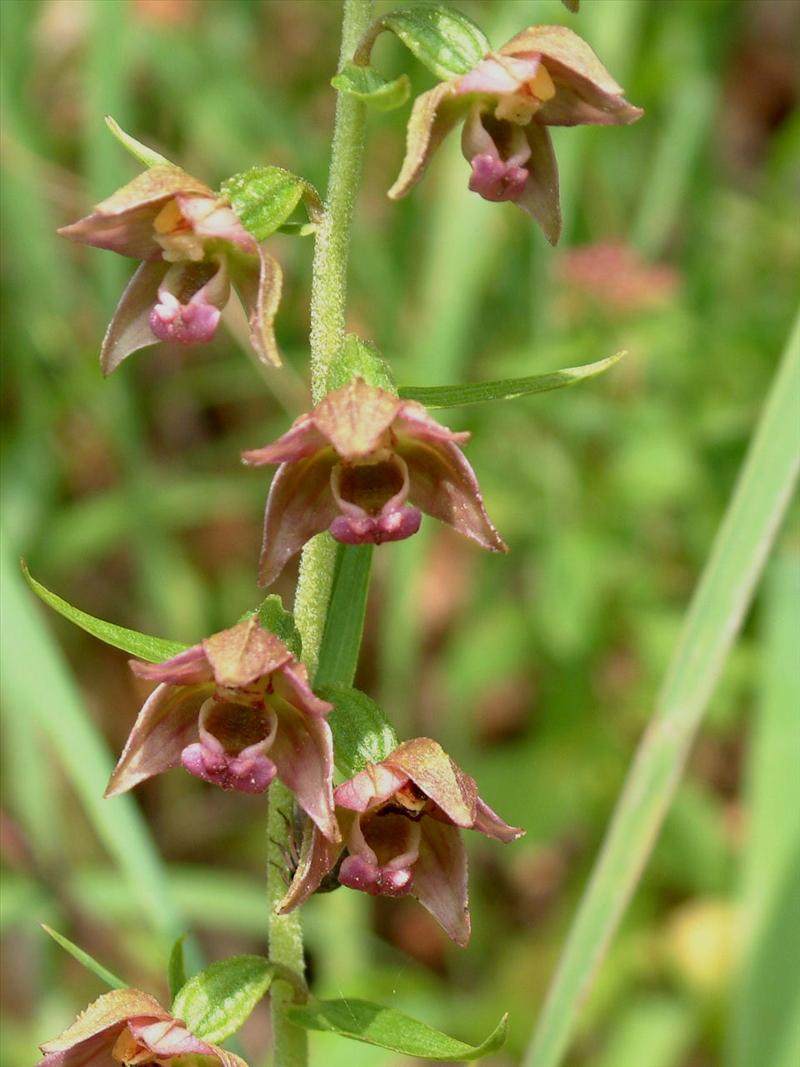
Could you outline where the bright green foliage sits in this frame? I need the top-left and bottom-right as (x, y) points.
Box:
(318, 684), (399, 777)
(287, 999), (507, 1059)
(172, 955), (278, 1042)
(41, 925), (126, 990)
(221, 166), (323, 242)
(331, 63), (410, 111)
(365, 5), (491, 80)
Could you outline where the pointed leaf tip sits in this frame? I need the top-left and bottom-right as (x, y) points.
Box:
(41, 925), (127, 989)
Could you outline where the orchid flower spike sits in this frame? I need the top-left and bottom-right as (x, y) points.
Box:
(278, 737), (524, 946)
(107, 618), (338, 842)
(38, 987), (248, 1067)
(389, 24), (643, 243)
(242, 377), (506, 587)
(58, 164), (283, 372)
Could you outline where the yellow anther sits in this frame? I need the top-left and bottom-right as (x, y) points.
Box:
(529, 63), (556, 102)
(153, 198), (184, 235)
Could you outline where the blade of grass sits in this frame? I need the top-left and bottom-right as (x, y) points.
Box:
(314, 544), (373, 688)
(41, 925), (126, 990)
(727, 554), (800, 1067)
(524, 311), (800, 1067)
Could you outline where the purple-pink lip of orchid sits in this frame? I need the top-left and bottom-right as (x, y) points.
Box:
(468, 155), (529, 202)
(104, 619), (340, 843)
(241, 377), (506, 587)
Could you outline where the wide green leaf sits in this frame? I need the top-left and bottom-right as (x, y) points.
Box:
(172, 955), (277, 1042)
(105, 115), (174, 168)
(22, 562), (188, 662)
(361, 5), (490, 81)
(317, 685), (399, 778)
(331, 62), (410, 111)
(42, 924), (126, 990)
(288, 998), (507, 1060)
(221, 166), (323, 242)
(314, 543), (373, 688)
(399, 352), (624, 409)
(524, 316), (800, 1067)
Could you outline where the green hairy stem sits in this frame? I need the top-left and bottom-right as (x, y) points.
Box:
(267, 4), (375, 1066)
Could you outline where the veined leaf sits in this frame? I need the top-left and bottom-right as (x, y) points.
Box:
(317, 684), (399, 778)
(332, 63), (410, 111)
(42, 924), (126, 990)
(22, 562), (188, 662)
(104, 115), (174, 168)
(221, 166), (323, 242)
(358, 5), (491, 81)
(172, 955), (282, 1043)
(399, 352), (624, 409)
(288, 999), (507, 1060)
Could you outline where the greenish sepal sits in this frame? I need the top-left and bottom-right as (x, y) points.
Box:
(105, 115), (175, 168)
(41, 925), (126, 990)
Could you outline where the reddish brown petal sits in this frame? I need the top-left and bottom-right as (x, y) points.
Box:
(99, 260), (167, 376)
(105, 683), (210, 796)
(229, 245), (284, 367)
(202, 619), (292, 689)
(254, 453), (339, 588)
(334, 763), (410, 812)
(517, 123), (561, 245)
(473, 796), (526, 843)
(272, 661), (334, 718)
(398, 437), (507, 552)
(386, 738), (477, 827)
(269, 697), (339, 842)
(413, 819), (470, 946)
(313, 379), (401, 460)
(388, 82), (469, 200)
(39, 989), (169, 1063)
(129, 643), (211, 685)
(278, 818), (347, 913)
(393, 401), (470, 446)
(241, 414), (328, 466)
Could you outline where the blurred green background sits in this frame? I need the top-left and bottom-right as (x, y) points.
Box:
(1, 0), (798, 1065)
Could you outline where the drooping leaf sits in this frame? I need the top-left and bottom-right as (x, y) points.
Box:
(332, 62), (411, 111)
(317, 685), (399, 778)
(168, 935), (188, 1003)
(104, 115), (174, 169)
(287, 999), (508, 1060)
(399, 352), (624, 409)
(41, 924), (126, 990)
(241, 594), (302, 659)
(22, 562), (188, 662)
(326, 335), (397, 396)
(172, 955), (279, 1042)
(221, 166), (323, 242)
(314, 543), (373, 688)
(360, 5), (490, 81)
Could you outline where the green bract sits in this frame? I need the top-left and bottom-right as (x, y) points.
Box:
(287, 999), (508, 1060)
(358, 4), (491, 81)
(221, 166), (323, 242)
(326, 334), (398, 395)
(331, 63), (411, 111)
(172, 955), (280, 1042)
(317, 684), (399, 778)
(253, 593), (303, 660)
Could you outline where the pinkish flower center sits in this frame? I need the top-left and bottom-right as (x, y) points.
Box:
(153, 198), (207, 262)
(329, 455), (422, 546)
(149, 260), (229, 345)
(339, 809), (423, 898)
(180, 697), (278, 794)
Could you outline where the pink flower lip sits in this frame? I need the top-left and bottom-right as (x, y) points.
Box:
(329, 505), (422, 545)
(339, 854), (414, 897)
(468, 155), (529, 202)
(149, 291), (221, 344)
(180, 697), (278, 794)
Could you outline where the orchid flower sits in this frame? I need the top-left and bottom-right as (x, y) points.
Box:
(107, 618), (338, 843)
(278, 737), (523, 946)
(242, 377), (506, 587)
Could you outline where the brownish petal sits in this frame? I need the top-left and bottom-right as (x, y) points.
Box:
(39, 989), (169, 1058)
(500, 25), (643, 127)
(334, 763), (411, 812)
(99, 260), (167, 376)
(241, 414), (329, 466)
(517, 123), (561, 245)
(254, 452), (339, 587)
(104, 683), (210, 796)
(388, 82), (469, 200)
(272, 660), (334, 718)
(229, 245), (284, 367)
(269, 695), (339, 842)
(397, 437), (507, 552)
(202, 619), (292, 689)
(278, 818), (347, 914)
(386, 738), (477, 828)
(473, 796), (526, 843)
(393, 400), (470, 446)
(313, 379), (401, 460)
(413, 819), (471, 946)
(129, 643), (211, 685)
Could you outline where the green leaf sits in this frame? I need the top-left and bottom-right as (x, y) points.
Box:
(399, 352), (624, 409)
(288, 999), (508, 1060)
(317, 685), (399, 778)
(21, 562), (188, 663)
(104, 115), (175, 168)
(42, 924), (126, 989)
(168, 935), (188, 1003)
(315, 543), (373, 688)
(331, 62), (411, 111)
(243, 594), (302, 659)
(524, 315), (800, 1067)
(366, 5), (490, 81)
(172, 955), (276, 1042)
(326, 335), (397, 396)
(221, 166), (323, 242)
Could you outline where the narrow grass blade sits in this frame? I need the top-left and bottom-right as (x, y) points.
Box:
(524, 312), (800, 1067)
(728, 555), (800, 1067)
(314, 544), (372, 688)
(41, 925), (126, 990)
(398, 353), (623, 409)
